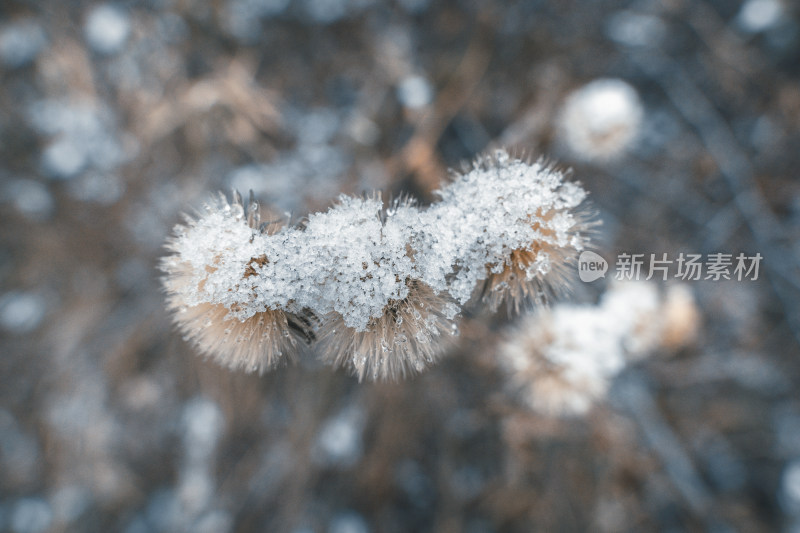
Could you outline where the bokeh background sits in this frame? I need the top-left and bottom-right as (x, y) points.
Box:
(1, 0), (800, 531)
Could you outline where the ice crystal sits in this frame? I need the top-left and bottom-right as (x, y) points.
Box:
(161, 149), (594, 380)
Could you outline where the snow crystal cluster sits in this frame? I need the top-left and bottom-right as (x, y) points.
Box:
(161, 149), (592, 380)
(499, 282), (699, 416)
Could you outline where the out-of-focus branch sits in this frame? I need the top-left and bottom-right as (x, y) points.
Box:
(630, 50), (800, 347)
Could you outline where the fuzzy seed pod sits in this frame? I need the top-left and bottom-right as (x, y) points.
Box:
(431, 150), (594, 312)
(160, 192), (315, 373)
(318, 280), (459, 381)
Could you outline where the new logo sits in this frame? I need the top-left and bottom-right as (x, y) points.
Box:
(578, 251), (608, 282)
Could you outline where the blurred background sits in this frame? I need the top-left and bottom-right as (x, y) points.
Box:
(1, 0), (799, 531)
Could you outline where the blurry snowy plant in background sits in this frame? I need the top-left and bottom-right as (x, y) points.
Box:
(0, 291), (48, 335)
(499, 282), (699, 416)
(84, 4), (131, 55)
(557, 78), (643, 162)
(0, 18), (47, 68)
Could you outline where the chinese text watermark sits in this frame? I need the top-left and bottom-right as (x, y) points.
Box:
(578, 251), (762, 282)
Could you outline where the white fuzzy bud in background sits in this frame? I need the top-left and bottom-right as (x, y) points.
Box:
(558, 78), (643, 162)
(84, 5), (131, 55)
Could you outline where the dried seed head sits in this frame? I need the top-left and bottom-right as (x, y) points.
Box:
(499, 282), (698, 416)
(160, 192), (314, 372)
(429, 149), (593, 311)
(500, 305), (620, 417)
(507, 357), (610, 417)
(161, 258), (313, 372)
(318, 280), (459, 381)
(481, 204), (598, 313)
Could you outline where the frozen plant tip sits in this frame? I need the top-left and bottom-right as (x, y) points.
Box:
(434, 150), (593, 312)
(318, 280), (459, 381)
(160, 192), (317, 373)
(160, 149), (596, 380)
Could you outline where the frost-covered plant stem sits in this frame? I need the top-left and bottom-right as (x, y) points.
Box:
(161, 149), (594, 380)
